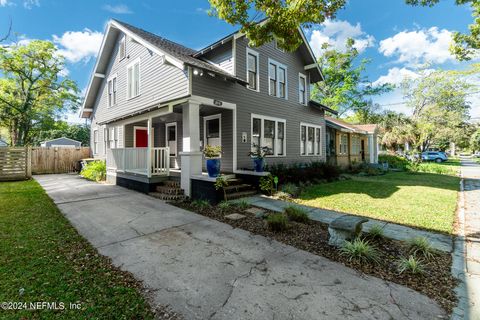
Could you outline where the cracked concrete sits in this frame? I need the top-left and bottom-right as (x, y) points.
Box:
(36, 174), (446, 320)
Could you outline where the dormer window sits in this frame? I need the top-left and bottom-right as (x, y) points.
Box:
(246, 48), (259, 91)
(119, 36), (126, 61)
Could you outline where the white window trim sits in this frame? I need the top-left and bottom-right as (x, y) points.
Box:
(274, 40), (286, 52)
(203, 113), (222, 148)
(246, 48), (260, 92)
(93, 129), (98, 155)
(126, 58), (141, 100)
(339, 134), (348, 155)
(251, 113), (286, 158)
(298, 73), (307, 106)
(300, 122), (322, 157)
(165, 122), (177, 157)
(107, 73), (117, 108)
(268, 58), (288, 100)
(103, 127), (108, 154)
(119, 35), (126, 61)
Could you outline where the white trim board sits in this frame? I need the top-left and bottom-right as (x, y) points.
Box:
(165, 122), (177, 156)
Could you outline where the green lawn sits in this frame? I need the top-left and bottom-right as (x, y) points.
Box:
(0, 180), (154, 319)
(296, 171), (460, 234)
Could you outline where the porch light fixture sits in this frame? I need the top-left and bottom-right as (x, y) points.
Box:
(193, 68), (203, 76)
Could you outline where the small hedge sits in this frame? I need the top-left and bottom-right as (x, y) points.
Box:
(80, 160), (106, 182)
(266, 161), (341, 185)
(378, 154), (409, 170)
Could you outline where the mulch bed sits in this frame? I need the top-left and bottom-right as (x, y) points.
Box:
(172, 201), (457, 315)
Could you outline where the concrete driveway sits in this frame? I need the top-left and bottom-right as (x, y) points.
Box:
(35, 174), (446, 320)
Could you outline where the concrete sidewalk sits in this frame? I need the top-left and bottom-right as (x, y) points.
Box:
(36, 174), (446, 320)
(452, 157), (480, 319)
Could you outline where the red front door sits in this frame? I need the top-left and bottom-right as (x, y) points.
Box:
(135, 129), (148, 147)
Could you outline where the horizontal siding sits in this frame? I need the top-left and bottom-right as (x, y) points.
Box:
(202, 41), (234, 74)
(90, 32), (190, 151)
(192, 36), (325, 170)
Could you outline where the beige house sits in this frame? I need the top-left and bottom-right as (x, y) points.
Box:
(325, 117), (379, 167)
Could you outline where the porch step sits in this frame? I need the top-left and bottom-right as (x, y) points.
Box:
(225, 190), (257, 200)
(149, 192), (185, 201)
(156, 185), (184, 195)
(224, 184), (253, 193)
(164, 180), (181, 188)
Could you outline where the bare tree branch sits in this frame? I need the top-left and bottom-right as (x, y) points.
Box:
(0, 18), (12, 43)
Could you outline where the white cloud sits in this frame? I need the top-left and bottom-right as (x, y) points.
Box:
(103, 4), (132, 14)
(23, 0), (39, 9)
(379, 27), (455, 66)
(373, 67), (420, 86)
(308, 19), (375, 57)
(53, 29), (103, 63)
(0, 0), (10, 6)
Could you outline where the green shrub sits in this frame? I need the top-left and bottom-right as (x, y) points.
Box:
(192, 199), (211, 210)
(232, 199), (250, 210)
(218, 201), (232, 212)
(367, 224), (384, 239)
(80, 160), (106, 182)
(398, 256), (425, 275)
(284, 205), (310, 223)
(408, 237), (436, 259)
(266, 162), (341, 185)
(281, 183), (300, 197)
(266, 214), (289, 232)
(417, 163), (456, 175)
(214, 176), (229, 201)
(274, 191), (292, 201)
(340, 238), (379, 264)
(378, 154), (409, 170)
(259, 174), (276, 196)
(406, 159), (421, 173)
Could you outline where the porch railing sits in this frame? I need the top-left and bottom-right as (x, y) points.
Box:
(107, 147), (170, 176)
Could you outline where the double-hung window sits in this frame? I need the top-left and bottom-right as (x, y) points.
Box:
(103, 128), (108, 154)
(251, 114), (286, 157)
(109, 127), (117, 149)
(340, 134), (348, 154)
(246, 48), (259, 91)
(299, 73), (307, 105)
(93, 129), (98, 155)
(127, 59), (140, 99)
(119, 36), (126, 60)
(300, 123), (322, 156)
(268, 59), (287, 99)
(107, 75), (117, 107)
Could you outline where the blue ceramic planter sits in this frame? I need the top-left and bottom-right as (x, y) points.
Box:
(253, 158), (265, 172)
(206, 158), (221, 177)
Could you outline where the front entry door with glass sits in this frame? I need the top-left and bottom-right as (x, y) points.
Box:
(204, 114), (221, 148)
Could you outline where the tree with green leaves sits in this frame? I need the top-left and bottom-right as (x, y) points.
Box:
(471, 128), (480, 152)
(400, 69), (472, 151)
(406, 0), (480, 60)
(208, 0), (346, 51)
(0, 40), (79, 146)
(311, 39), (393, 117)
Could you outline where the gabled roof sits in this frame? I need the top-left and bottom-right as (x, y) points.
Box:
(41, 137), (81, 144)
(80, 19), (247, 118)
(325, 116), (378, 134)
(309, 100), (338, 115)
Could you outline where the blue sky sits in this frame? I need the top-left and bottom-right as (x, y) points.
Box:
(0, 0), (478, 122)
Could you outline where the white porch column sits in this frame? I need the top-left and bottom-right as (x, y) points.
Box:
(180, 101), (202, 197)
(147, 117), (152, 177)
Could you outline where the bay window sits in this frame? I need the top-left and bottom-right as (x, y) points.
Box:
(300, 123), (322, 156)
(268, 59), (287, 99)
(251, 114), (286, 157)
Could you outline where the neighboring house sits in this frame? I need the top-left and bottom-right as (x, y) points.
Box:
(325, 117), (379, 167)
(0, 139), (7, 147)
(80, 19), (339, 197)
(40, 137), (82, 148)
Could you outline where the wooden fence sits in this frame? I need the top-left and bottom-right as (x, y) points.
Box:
(31, 147), (91, 174)
(0, 147), (31, 181)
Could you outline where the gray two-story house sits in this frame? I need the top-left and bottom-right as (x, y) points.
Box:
(80, 19), (336, 198)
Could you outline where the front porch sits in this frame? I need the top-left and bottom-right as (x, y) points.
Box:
(104, 96), (237, 197)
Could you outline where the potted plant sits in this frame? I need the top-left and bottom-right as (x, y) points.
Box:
(248, 143), (271, 172)
(203, 144), (222, 177)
